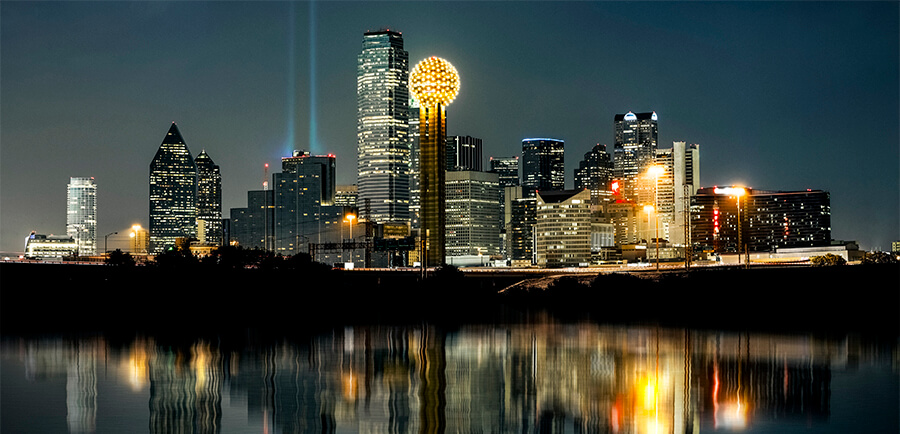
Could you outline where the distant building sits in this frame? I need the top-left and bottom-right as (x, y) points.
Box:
(522, 138), (565, 196)
(335, 185), (358, 208)
(357, 29), (410, 224)
(149, 123), (198, 254)
(613, 112), (658, 202)
(24, 232), (78, 260)
(574, 144), (614, 206)
(274, 150), (336, 254)
(445, 171), (501, 257)
(672, 141), (700, 246)
(535, 189), (592, 267)
(230, 190), (274, 249)
(692, 187), (831, 253)
(409, 101), (421, 230)
(489, 156), (519, 187)
(446, 136), (483, 171)
(508, 197), (537, 265)
(130, 225), (149, 255)
(67, 177), (97, 256)
(195, 150), (222, 246)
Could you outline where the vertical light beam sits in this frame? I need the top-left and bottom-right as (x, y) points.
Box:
(308, 0), (318, 154)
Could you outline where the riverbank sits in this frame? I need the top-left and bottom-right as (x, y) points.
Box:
(2, 262), (896, 335)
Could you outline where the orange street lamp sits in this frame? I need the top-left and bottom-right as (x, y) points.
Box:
(345, 214), (356, 263)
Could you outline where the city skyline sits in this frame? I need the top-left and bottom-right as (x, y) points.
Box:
(1, 2), (897, 253)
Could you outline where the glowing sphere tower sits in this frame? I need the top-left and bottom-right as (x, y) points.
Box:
(409, 56), (460, 266)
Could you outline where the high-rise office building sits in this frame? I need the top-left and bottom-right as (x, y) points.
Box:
(522, 138), (565, 196)
(613, 112), (658, 202)
(535, 189), (592, 267)
(149, 123), (198, 254)
(274, 150), (337, 254)
(672, 141), (700, 246)
(508, 197), (537, 264)
(489, 156), (519, 187)
(66, 177), (97, 256)
(409, 101), (421, 230)
(409, 56), (460, 266)
(446, 136), (483, 172)
(574, 144), (614, 206)
(230, 190), (274, 250)
(445, 171), (501, 257)
(195, 150), (222, 246)
(357, 30), (410, 224)
(335, 185), (359, 208)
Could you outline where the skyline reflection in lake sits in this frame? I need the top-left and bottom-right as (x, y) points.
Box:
(2, 321), (896, 433)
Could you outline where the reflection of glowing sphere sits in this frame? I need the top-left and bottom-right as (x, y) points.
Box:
(409, 56), (460, 107)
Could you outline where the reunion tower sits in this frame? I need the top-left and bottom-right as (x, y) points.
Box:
(409, 56), (460, 267)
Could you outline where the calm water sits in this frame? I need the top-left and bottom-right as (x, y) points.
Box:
(2, 322), (897, 433)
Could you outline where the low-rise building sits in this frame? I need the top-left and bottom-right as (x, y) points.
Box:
(535, 189), (592, 267)
(24, 232), (79, 260)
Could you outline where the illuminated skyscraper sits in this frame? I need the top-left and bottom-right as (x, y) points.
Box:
(273, 150), (336, 253)
(522, 138), (565, 196)
(445, 171), (500, 257)
(489, 156), (519, 187)
(357, 30), (410, 224)
(149, 122), (198, 254)
(410, 56), (460, 266)
(67, 177), (97, 256)
(194, 150), (222, 246)
(613, 112), (658, 202)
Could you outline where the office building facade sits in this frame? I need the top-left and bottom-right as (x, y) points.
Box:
(508, 197), (537, 264)
(445, 171), (501, 257)
(692, 187), (831, 253)
(67, 176), (97, 256)
(535, 189), (592, 267)
(522, 138), (565, 196)
(613, 112), (658, 202)
(357, 30), (410, 224)
(195, 150), (222, 246)
(446, 136), (483, 172)
(149, 123), (198, 254)
(489, 156), (519, 187)
(230, 190), (274, 250)
(574, 144), (614, 206)
(274, 151), (337, 254)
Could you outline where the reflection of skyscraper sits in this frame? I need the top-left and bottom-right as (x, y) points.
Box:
(149, 123), (198, 254)
(67, 177), (97, 256)
(195, 151), (222, 246)
(522, 138), (565, 196)
(613, 112), (658, 202)
(410, 56), (460, 266)
(357, 30), (410, 224)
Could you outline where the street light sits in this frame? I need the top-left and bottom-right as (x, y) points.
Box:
(644, 205), (658, 270)
(104, 232), (117, 257)
(345, 214), (356, 263)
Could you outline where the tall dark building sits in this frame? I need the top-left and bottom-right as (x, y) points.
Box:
(691, 187), (831, 253)
(613, 112), (658, 202)
(446, 136), (483, 172)
(274, 150), (337, 254)
(489, 156), (519, 187)
(357, 30), (410, 224)
(230, 190), (274, 249)
(195, 150), (222, 246)
(508, 197), (537, 263)
(149, 123), (198, 254)
(574, 144), (614, 205)
(521, 138), (565, 196)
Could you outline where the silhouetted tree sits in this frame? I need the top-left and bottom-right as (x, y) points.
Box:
(810, 253), (846, 267)
(860, 251), (898, 265)
(105, 249), (135, 267)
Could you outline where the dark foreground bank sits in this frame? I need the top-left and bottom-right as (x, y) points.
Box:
(1, 262), (897, 336)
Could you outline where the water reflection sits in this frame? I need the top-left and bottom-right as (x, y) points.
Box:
(1, 324), (896, 433)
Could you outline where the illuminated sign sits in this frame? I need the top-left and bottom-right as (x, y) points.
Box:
(714, 187), (746, 196)
(623, 112), (637, 121)
(611, 180), (621, 196)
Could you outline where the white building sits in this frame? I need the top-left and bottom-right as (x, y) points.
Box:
(536, 189), (592, 267)
(445, 171), (501, 257)
(25, 233), (79, 260)
(67, 177), (97, 256)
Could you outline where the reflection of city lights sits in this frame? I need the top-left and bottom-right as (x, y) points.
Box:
(122, 339), (150, 391)
(342, 371), (358, 402)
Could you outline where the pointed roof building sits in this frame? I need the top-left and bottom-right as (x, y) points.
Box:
(149, 122), (198, 254)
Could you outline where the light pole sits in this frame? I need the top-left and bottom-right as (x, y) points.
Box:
(104, 231), (117, 257)
(345, 214), (356, 263)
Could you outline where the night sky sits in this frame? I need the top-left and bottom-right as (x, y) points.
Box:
(1, 1), (897, 253)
